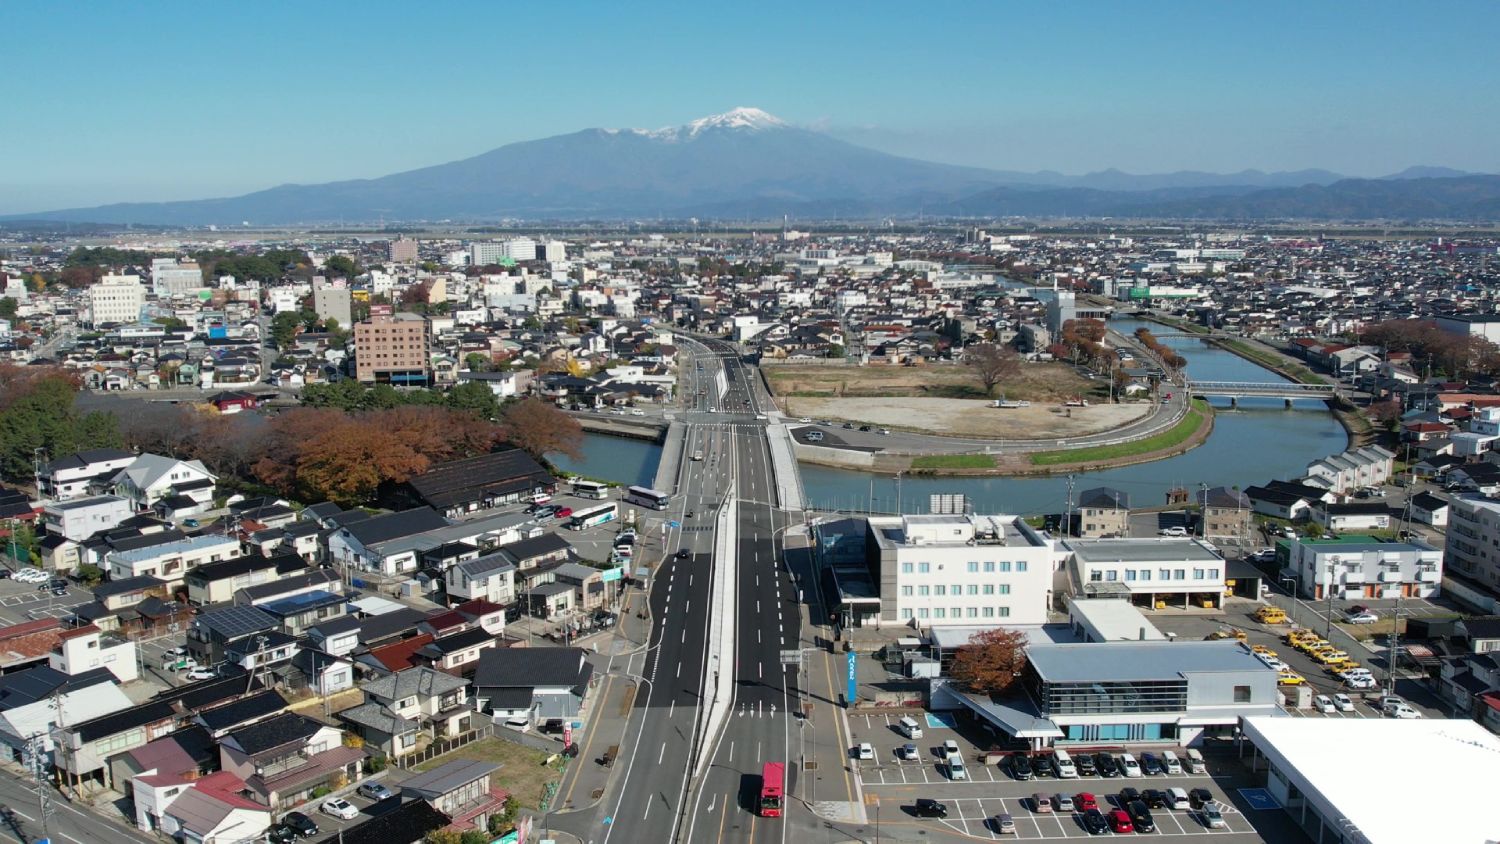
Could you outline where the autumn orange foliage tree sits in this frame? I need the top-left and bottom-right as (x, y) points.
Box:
(949, 627), (1029, 696)
(499, 398), (583, 462)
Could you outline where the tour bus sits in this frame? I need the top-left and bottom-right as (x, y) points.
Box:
(623, 485), (671, 511)
(758, 761), (785, 817)
(566, 503), (618, 530)
(571, 479), (610, 500)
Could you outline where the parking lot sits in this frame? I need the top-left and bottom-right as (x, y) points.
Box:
(0, 576), (92, 625)
(848, 711), (1302, 841)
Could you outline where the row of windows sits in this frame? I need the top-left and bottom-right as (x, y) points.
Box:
(901, 584), (1011, 597)
(900, 561), (1030, 574)
(1088, 567), (1220, 582)
(900, 606), (1011, 620)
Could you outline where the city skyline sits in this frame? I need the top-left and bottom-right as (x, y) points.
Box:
(4, 0), (1499, 214)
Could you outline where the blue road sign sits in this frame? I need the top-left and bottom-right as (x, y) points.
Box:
(667, 520), (681, 528)
(846, 650), (858, 704)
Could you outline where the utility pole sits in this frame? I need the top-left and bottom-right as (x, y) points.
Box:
(1065, 475), (1076, 538)
(1324, 557), (1337, 640)
(1199, 482), (1209, 538)
(24, 732), (53, 843)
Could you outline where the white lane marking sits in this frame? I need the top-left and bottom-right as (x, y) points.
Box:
(659, 742), (668, 764)
(669, 700), (675, 718)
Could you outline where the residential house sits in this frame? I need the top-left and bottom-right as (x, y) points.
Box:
(498, 532), (574, 573)
(0, 667), (131, 764)
(194, 690), (291, 738)
(445, 552), (516, 605)
(1243, 479), (1336, 521)
(0, 619), (66, 673)
(1311, 500), (1392, 532)
(48, 624), (139, 683)
(112, 453), (217, 511)
(283, 648), (356, 698)
(326, 508), (450, 578)
(1285, 535), (1443, 600)
(39, 448), (137, 501)
(305, 616), (362, 658)
(219, 712), (363, 810)
(338, 667), (473, 760)
(471, 647), (594, 723)
(246, 520), (323, 562)
(1074, 488), (1129, 538)
(416, 627), (500, 676)
(1198, 486), (1253, 540)
(452, 598), (507, 636)
(552, 562), (611, 612)
(235, 569), (346, 636)
(39, 495), (134, 542)
(151, 770), (270, 843)
(397, 759), (509, 835)
(185, 552), (305, 607)
(321, 800), (450, 844)
(186, 605), (279, 665)
(1410, 491), (1450, 527)
(1303, 446), (1395, 495)
(106, 533), (242, 586)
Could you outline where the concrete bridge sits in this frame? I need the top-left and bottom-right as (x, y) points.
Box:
(1185, 378), (1338, 405)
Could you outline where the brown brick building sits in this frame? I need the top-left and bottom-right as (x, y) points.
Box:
(353, 306), (429, 385)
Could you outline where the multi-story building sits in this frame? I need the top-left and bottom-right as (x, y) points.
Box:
(353, 306), (429, 384)
(88, 273), (146, 326)
(150, 258), (204, 297)
(1285, 535), (1442, 600)
(40, 495), (134, 542)
(1198, 486), (1252, 540)
(864, 514), (1056, 628)
(388, 237), (419, 263)
(1446, 494), (1500, 595)
(1065, 538), (1228, 609)
(1074, 487), (1129, 538)
(39, 448), (138, 501)
(312, 285), (351, 327)
(106, 534), (243, 584)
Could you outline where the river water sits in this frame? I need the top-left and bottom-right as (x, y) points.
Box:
(554, 317), (1348, 515)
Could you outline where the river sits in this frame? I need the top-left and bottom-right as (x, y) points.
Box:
(556, 317), (1349, 515)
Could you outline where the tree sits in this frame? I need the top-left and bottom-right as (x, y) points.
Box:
(0, 366), (121, 481)
(423, 830), (463, 844)
(501, 398), (583, 461)
(459, 832), (489, 844)
(0, 298), (16, 320)
(464, 352), (492, 373)
(826, 343), (846, 359)
(447, 381), (502, 420)
(949, 627), (1028, 696)
(965, 343), (1021, 396)
(294, 419), (428, 506)
(270, 312), (302, 348)
(325, 255), (359, 278)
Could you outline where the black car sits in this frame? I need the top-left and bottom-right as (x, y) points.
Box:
(1076, 752), (1098, 776)
(1141, 788), (1168, 809)
(1128, 800), (1155, 833)
(267, 826), (299, 844)
(1117, 786), (1141, 806)
(1008, 754), (1033, 781)
(1189, 787), (1214, 810)
(1081, 808), (1110, 835)
(842, 422), (855, 429)
(1096, 753), (1120, 778)
(1140, 752), (1164, 775)
(858, 424), (872, 432)
(675, 549), (692, 560)
(281, 811), (319, 837)
(1033, 754), (1057, 778)
(912, 798), (948, 818)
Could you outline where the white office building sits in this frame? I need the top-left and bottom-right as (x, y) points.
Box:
(1064, 538), (1228, 609)
(865, 514), (1057, 627)
(1447, 493), (1500, 593)
(88, 274), (146, 326)
(150, 258), (204, 297)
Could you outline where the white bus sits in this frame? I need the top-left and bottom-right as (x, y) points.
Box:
(566, 502), (618, 530)
(624, 486), (671, 510)
(571, 479), (610, 500)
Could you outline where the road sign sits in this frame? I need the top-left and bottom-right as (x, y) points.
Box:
(846, 650), (858, 704)
(779, 649), (803, 665)
(601, 567), (623, 583)
(667, 520), (681, 529)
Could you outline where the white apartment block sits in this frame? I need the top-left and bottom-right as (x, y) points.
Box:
(866, 515), (1056, 628)
(150, 258), (204, 297)
(40, 495), (135, 542)
(1064, 538), (1227, 609)
(1285, 536), (1442, 601)
(1303, 446), (1395, 494)
(106, 534), (242, 584)
(88, 274), (146, 326)
(1446, 494), (1500, 594)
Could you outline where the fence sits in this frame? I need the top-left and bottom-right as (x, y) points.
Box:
(394, 724), (495, 769)
(759, 357), (854, 367)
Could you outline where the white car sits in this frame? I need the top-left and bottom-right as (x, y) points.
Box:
(855, 743), (874, 761)
(1384, 702), (1422, 719)
(320, 797), (359, 820)
(629, 409), (645, 416)
(1313, 694), (1335, 714)
(1333, 693), (1355, 712)
(1258, 654), (1287, 671)
(1345, 611), (1379, 624)
(942, 739), (960, 756)
(1119, 753), (1143, 777)
(798, 418), (812, 423)
(1158, 526), (1188, 537)
(1344, 675), (1377, 690)
(13, 568), (47, 583)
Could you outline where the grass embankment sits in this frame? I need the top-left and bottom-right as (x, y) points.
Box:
(1029, 399), (1208, 466)
(412, 736), (561, 810)
(1218, 339), (1326, 385)
(911, 454), (996, 470)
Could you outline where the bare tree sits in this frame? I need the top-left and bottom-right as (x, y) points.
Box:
(966, 343), (1021, 396)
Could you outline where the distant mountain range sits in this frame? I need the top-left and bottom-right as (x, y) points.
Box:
(6, 107), (1497, 224)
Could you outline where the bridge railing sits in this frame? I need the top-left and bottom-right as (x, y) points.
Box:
(1185, 380), (1336, 396)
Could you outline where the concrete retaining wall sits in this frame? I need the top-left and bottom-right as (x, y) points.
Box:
(653, 421), (687, 493)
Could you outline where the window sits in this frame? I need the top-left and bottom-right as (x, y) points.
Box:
(901, 562), (913, 574)
(982, 607), (995, 617)
(1175, 569), (1186, 580)
(983, 561), (995, 572)
(1209, 568), (1220, 580)
(933, 608), (946, 619)
(998, 607), (1010, 618)
(967, 562), (979, 573)
(983, 584), (995, 595)
(934, 586), (946, 596)
(1105, 570), (1118, 581)
(1233, 685), (1252, 703)
(951, 584), (962, 595)
(1193, 568), (1205, 580)
(999, 584), (1011, 595)
(917, 562), (931, 574)
(1140, 570), (1151, 581)
(1160, 569), (1172, 580)
(1089, 571), (1102, 582)
(967, 607), (979, 618)
(966, 585), (978, 595)
(900, 586), (913, 597)
(900, 609), (914, 620)
(998, 562), (1012, 572)
(917, 586), (930, 596)
(1016, 561), (1028, 572)
(918, 608), (930, 619)
(1125, 570), (1137, 581)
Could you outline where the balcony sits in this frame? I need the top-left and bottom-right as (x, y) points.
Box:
(1341, 569), (1366, 584)
(1418, 568), (1441, 583)
(1379, 569), (1402, 583)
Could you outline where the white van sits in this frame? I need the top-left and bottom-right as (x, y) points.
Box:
(1054, 748), (1078, 779)
(946, 752), (967, 780)
(1166, 787), (1190, 810)
(1161, 750), (1182, 775)
(1184, 748), (1206, 774)
(897, 716), (923, 739)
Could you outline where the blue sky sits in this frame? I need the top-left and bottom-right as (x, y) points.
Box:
(4, 0), (1498, 213)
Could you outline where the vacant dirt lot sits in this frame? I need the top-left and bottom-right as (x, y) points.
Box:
(765, 361), (1099, 403)
(788, 396), (1150, 438)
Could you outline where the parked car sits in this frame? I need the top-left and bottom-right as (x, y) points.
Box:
(267, 825), (300, 844)
(942, 739), (960, 756)
(1314, 694), (1336, 713)
(320, 798), (358, 820)
(1128, 800), (1156, 832)
(1384, 701), (1422, 719)
(1032, 793), (1053, 813)
(1096, 753), (1120, 777)
(1107, 808), (1135, 834)
(280, 811), (319, 837)
(1140, 752), (1164, 775)
(1075, 753), (1098, 776)
(357, 781), (394, 801)
(1081, 808), (1110, 835)
(1188, 788), (1214, 809)
(163, 657), (199, 672)
(897, 743), (919, 761)
(1117, 787), (1141, 806)
(1202, 801), (1227, 829)
(1076, 792), (1098, 812)
(1008, 753), (1033, 781)
(1055, 793), (1075, 812)
(553, 507), (574, 519)
(912, 798), (948, 818)
(1333, 693), (1355, 712)
(1158, 526), (1188, 537)
(855, 742), (874, 760)
(1141, 788), (1167, 809)
(1345, 610), (1380, 624)
(994, 812), (1016, 834)
(185, 667), (217, 681)
(1032, 754), (1056, 778)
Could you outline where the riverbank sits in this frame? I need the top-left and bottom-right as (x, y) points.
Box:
(1133, 312), (1368, 448)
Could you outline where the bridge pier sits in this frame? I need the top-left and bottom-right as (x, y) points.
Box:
(1285, 398), (1294, 409)
(1229, 397), (1238, 409)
